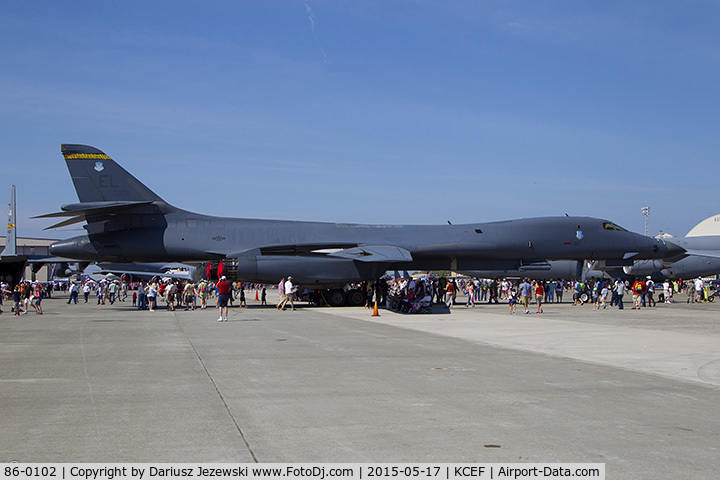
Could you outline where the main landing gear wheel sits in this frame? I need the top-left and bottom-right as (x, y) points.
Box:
(327, 289), (347, 307)
(347, 289), (366, 307)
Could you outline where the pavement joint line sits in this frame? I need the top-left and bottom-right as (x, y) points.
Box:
(79, 318), (104, 443)
(172, 309), (259, 462)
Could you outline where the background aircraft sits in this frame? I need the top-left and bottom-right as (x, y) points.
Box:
(38, 145), (683, 303)
(0, 185), (90, 286)
(90, 262), (200, 283)
(623, 215), (720, 281)
(0, 185), (27, 285)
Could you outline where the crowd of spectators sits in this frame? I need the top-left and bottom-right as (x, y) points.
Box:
(2, 273), (715, 317)
(380, 275), (713, 313)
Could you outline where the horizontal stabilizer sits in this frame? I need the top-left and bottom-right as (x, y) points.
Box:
(33, 200), (155, 230)
(325, 245), (413, 263)
(0, 254), (26, 263)
(34, 201), (154, 218)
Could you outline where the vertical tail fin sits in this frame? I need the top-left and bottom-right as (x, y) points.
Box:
(2, 185), (17, 256)
(61, 144), (165, 203)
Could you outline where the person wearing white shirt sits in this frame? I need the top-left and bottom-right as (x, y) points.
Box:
(614, 279), (626, 310)
(694, 278), (704, 302)
(281, 276), (296, 310)
(663, 281), (672, 303)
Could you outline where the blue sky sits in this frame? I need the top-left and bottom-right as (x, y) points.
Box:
(2, 1), (719, 240)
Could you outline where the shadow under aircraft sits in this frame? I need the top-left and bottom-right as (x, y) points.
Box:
(38, 144), (684, 305)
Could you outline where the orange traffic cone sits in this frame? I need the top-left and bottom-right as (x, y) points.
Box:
(372, 301), (380, 317)
(255, 290), (259, 301)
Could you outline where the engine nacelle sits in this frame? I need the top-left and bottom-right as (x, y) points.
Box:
(623, 260), (666, 276)
(234, 255), (388, 287)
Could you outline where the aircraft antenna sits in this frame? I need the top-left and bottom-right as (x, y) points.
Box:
(641, 206), (650, 236)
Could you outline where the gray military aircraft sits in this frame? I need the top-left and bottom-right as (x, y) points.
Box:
(38, 144), (683, 304)
(0, 185), (90, 285)
(91, 262), (201, 283)
(0, 185), (27, 285)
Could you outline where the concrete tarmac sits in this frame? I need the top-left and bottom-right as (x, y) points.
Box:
(1, 293), (719, 479)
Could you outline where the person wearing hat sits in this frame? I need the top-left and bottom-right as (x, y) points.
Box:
(645, 276), (656, 307)
(281, 276), (296, 311)
(217, 275), (231, 321)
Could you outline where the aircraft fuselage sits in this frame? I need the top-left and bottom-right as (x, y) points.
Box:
(43, 145), (684, 286)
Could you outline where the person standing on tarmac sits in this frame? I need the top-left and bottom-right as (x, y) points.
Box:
(276, 278), (285, 309)
(67, 282), (79, 304)
(631, 278), (644, 309)
(13, 284), (23, 315)
(534, 281), (544, 313)
(645, 277), (656, 307)
(694, 277), (704, 303)
(82, 282), (91, 303)
(444, 279), (454, 309)
(663, 280), (673, 303)
(519, 278), (532, 314)
(281, 276), (296, 310)
(216, 276), (231, 322)
(614, 279), (625, 309)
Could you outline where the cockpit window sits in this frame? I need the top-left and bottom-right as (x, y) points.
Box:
(602, 222), (628, 232)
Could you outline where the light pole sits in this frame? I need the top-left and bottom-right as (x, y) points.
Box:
(641, 206), (650, 236)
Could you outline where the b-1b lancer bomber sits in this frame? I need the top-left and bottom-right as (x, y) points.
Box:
(41, 145), (683, 305)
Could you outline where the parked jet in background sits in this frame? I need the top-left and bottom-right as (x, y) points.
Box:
(0, 185), (27, 285)
(38, 145), (683, 302)
(90, 262), (200, 283)
(624, 215), (720, 281)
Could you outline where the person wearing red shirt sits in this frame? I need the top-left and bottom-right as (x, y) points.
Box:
(217, 276), (231, 322)
(534, 281), (544, 314)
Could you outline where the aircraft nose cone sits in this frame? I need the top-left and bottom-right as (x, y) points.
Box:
(662, 240), (686, 258)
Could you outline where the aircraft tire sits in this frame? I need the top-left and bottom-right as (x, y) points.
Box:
(327, 289), (347, 307)
(347, 289), (365, 307)
(580, 293), (590, 303)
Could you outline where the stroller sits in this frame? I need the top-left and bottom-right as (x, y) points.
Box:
(409, 295), (433, 314)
